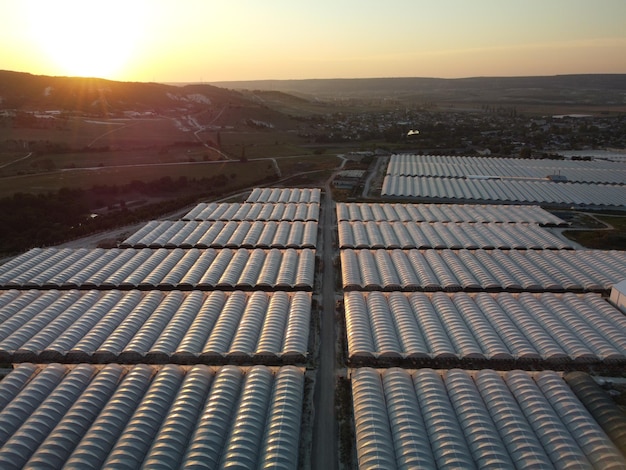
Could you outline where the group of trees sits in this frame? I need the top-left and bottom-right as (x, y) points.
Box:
(0, 172), (277, 256)
(0, 189), (89, 253)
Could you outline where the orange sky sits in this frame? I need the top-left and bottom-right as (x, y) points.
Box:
(2, 0), (626, 82)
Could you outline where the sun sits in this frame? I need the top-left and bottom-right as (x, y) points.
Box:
(25, 1), (148, 79)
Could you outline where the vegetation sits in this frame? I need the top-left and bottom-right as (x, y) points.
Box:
(0, 171), (277, 256)
(562, 214), (626, 250)
(336, 377), (355, 468)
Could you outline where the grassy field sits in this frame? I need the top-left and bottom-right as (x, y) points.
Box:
(275, 154), (341, 174)
(211, 130), (315, 159)
(0, 109), (346, 201)
(0, 126), (341, 198)
(562, 213), (626, 250)
(0, 160), (276, 199)
(0, 117), (194, 148)
(0, 146), (225, 176)
(0, 153), (341, 202)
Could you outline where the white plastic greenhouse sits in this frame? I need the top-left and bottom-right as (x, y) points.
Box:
(0, 363), (304, 469)
(245, 187), (322, 204)
(121, 220), (318, 249)
(343, 291), (626, 365)
(0, 248), (316, 291)
(182, 202), (320, 222)
(336, 202), (567, 225)
(337, 221), (572, 250)
(381, 175), (626, 206)
(386, 153), (626, 184)
(0, 289), (311, 363)
(340, 249), (626, 292)
(352, 367), (626, 470)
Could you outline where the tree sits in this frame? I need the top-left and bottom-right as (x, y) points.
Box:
(40, 159), (56, 171)
(519, 146), (532, 159)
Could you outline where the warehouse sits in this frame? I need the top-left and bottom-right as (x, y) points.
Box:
(0, 248), (316, 291)
(0, 289), (311, 364)
(337, 221), (572, 250)
(245, 187), (322, 204)
(120, 220), (318, 249)
(352, 367), (626, 470)
(0, 363), (304, 469)
(336, 202), (567, 225)
(343, 291), (626, 367)
(340, 249), (626, 292)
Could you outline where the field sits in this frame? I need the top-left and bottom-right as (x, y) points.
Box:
(0, 116), (195, 148)
(562, 213), (626, 250)
(0, 160), (276, 199)
(0, 103), (347, 201)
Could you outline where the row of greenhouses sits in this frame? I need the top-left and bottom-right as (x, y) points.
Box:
(0, 363), (304, 470)
(352, 367), (626, 470)
(381, 175), (626, 206)
(340, 249), (626, 292)
(182, 202), (320, 221)
(344, 291), (626, 364)
(120, 220), (318, 249)
(0, 248), (315, 290)
(386, 153), (626, 185)
(338, 221), (572, 250)
(245, 187), (322, 204)
(336, 202), (566, 226)
(0, 290), (311, 363)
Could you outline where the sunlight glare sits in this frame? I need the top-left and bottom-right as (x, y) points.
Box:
(25, 0), (150, 79)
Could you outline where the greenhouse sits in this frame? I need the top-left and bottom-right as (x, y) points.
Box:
(352, 368), (626, 470)
(336, 202), (566, 225)
(0, 363), (304, 470)
(340, 249), (626, 292)
(182, 202), (320, 222)
(337, 221), (572, 250)
(120, 220), (318, 249)
(0, 248), (316, 291)
(386, 153), (626, 185)
(245, 187), (322, 204)
(381, 175), (626, 207)
(0, 289), (311, 363)
(344, 291), (626, 365)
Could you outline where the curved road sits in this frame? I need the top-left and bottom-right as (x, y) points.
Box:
(0, 152), (33, 169)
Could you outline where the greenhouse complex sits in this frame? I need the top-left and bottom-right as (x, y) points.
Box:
(0, 188), (318, 469)
(382, 154), (626, 206)
(1, 179), (626, 469)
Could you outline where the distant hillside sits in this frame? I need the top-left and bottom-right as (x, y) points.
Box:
(0, 70), (250, 113)
(210, 75), (626, 107)
(3, 70), (625, 115)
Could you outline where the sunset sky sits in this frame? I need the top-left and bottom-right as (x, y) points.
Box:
(2, 0), (626, 83)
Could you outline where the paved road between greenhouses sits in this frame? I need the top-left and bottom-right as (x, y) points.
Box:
(312, 179), (338, 470)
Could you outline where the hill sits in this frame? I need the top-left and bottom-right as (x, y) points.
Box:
(210, 75), (626, 108)
(4, 70), (626, 116)
(0, 70), (250, 114)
